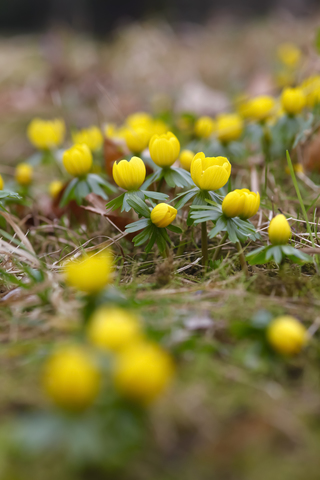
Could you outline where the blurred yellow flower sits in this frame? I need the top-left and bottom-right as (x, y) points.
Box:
(179, 149), (194, 171)
(114, 342), (174, 404)
(124, 127), (149, 154)
(245, 96), (276, 121)
(15, 163), (33, 186)
(194, 116), (215, 138)
(64, 250), (113, 294)
(27, 118), (65, 150)
(190, 152), (231, 191)
(49, 180), (64, 199)
(268, 214), (291, 245)
(149, 132), (180, 168)
(301, 75), (320, 107)
(150, 203), (177, 228)
(277, 43), (301, 68)
(87, 307), (141, 352)
(222, 189), (260, 219)
(43, 345), (100, 411)
(267, 316), (307, 355)
(281, 87), (306, 115)
(113, 156), (146, 191)
(216, 114), (243, 143)
(0, 174), (4, 190)
(63, 144), (93, 177)
(275, 70), (295, 88)
(126, 112), (153, 129)
(72, 126), (103, 152)
(285, 163), (304, 175)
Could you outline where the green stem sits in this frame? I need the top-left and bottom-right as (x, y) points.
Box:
(201, 222), (208, 267)
(236, 241), (249, 277)
(212, 232), (228, 263)
(286, 150), (315, 248)
(157, 176), (164, 192)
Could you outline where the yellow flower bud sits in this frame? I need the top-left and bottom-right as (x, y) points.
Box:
(194, 116), (215, 138)
(72, 126), (103, 152)
(277, 43), (301, 68)
(114, 342), (174, 404)
(64, 250), (113, 294)
(190, 152), (231, 191)
(150, 203), (177, 228)
(281, 87), (306, 115)
(216, 114), (243, 143)
(0, 174), (4, 190)
(149, 132), (180, 168)
(87, 307), (141, 352)
(43, 345), (100, 411)
(124, 127), (149, 154)
(49, 180), (64, 199)
(301, 75), (320, 107)
(267, 316), (307, 355)
(113, 156), (146, 191)
(62, 144), (93, 177)
(268, 214), (291, 245)
(27, 118), (65, 150)
(126, 112), (153, 129)
(245, 96), (275, 121)
(179, 149), (194, 171)
(15, 163), (33, 186)
(222, 189), (260, 219)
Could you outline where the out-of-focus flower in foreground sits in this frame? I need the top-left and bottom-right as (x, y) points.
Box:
(72, 126), (103, 152)
(27, 118), (65, 150)
(179, 149), (194, 171)
(64, 250), (113, 294)
(277, 43), (301, 69)
(245, 96), (276, 121)
(190, 152), (231, 191)
(301, 75), (320, 107)
(49, 180), (64, 199)
(114, 342), (174, 404)
(268, 214), (291, 245)
(113, 156), (146, 191)
(222, 189), (260, 219)
(124, 127), (150, 154)
(0, 174), (4, 190)
(267, 316), (307, 355)
(216, 114), (243, 143)
(149, 132), (180, 168)
(63, 144), (93, 177)
(150, 203), (177, 228)
(194, 116), (215, 138)
(15, 163), (33, 186)
(43, 345), (100, 411)
(281, 87), (306, 115)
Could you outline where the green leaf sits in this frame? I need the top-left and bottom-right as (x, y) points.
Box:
(59, 178), (78, 208)
(106, 193), (125, 211)
(281, 245), (313, 263)
(141, 170), (162, 190)
(141, 190), (168, 201)
(125, 218), (151, 233)
(246, 246), (268, 265)
(88, 174), (117, 193)
(156, 230), (168, 252)
(226, 220), (239, 244)
(167, 224), (182, 234)
(208, 216), (227, 238)
(126, 195), (151, 218)
(145, 228), (158, 253)
(0, 190), (21, 202)
(132, 225), (154, 246)
(174, 188), (198, 210)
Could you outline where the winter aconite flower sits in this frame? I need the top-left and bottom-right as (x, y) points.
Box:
(194, 116), (215, 138)
(49, 180), (63, 199)
(0, 174), (4, 190)
(281, 87), (306, 115)
(63, 144), (93, 177)
(72, 126), (103, 152)
(216, 114), (243, 143)
(301, 75), (320, 107)
(268, 214), (291, 245)
(27, 118), (65, 150)
(149, 132), (180, 168)
(179, 149), (194, 171)
(222, 189), (260, 219)
(43, 345), (100, 411)
(151, 203), (177, 228)
(64, 251), (113, 294)
(267, 316), (307, 355)
(113, 156), (146, 191)
(245, 96), (275, 121)
(190, 152), (231, 191)
(15, 163), (33, 186)
(87, 307), (141, 352)
(124, 127), (150, 154)
(114, 342), (174, 404)
(277, 43), (301, 68)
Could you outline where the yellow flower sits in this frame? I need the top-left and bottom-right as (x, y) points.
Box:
(114, 342), (174, 404)
(268, 214), (291, 245)
(113, 156), (146, 191)
(63, 144), (93, 177)
(267, 316), (307, 355)
(149, 119), (168, 137)
(222, 189), (260, 219)
(245, 96), (276, 121)
(277, 43), (301, 68)
(194, 116), (215, 138)
(275, 70), (295, 88)
(216, 114), (243, 143)
(27, 118), (65, 150)
(281, 87), (306, 115)
(64, 250), (113, 294)
(49, 180), (63, 199)
(124, 127), (149, 154)
(179, 149), (194, 171)
(190, 152), (231, 191)
(72, 126), (103, 152)
(285, 163), (304, 175)
(126, 112), (153, 129)
(0, 174), (4, 190)
(151, 203), (177, 228)
(43, 345), (100, 411)
(15, 163), (33, 186)
(87, 307), (141, 352)
(149, 132), (180, 168)
(301, 75), (320, 107)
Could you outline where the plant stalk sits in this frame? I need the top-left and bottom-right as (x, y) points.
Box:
(201, 222), (208, 267)
(236, 241), (249, 277)
(212, 232), (228, 263)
